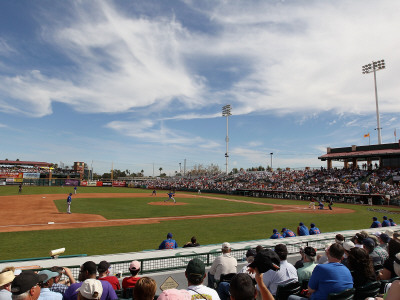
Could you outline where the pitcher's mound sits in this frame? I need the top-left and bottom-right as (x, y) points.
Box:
(149, 202), (188, 206)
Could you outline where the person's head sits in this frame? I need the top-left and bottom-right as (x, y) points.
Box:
(167, 233), (173, 239)
(78, 261), (97, 282)
(255, 245), (264, 253)
(272, 229), (278, 234)
(310, 223), (315, 228)
(129, 261), (141, 277)
(373, 217), (378, 221)
(245, 249), (256, 264)
(328, 243), (345, 261)
(362, 238), (376, 254)
(299, 222), (304, 226)
(335, 234), (345, 244)
(348, 247), (374, 278)
(274, 244), (288, 261)
(343, 241), (355, 257)
(354, 233), (365, 245)
(383, 216), (388, 220)
(185, 258), (205, 285)
(222, 242), (231, 254)
(190, 236), (197, 244)
(379, 233), (391, 244)
(133, 277), (157, 300)
(11, 271), (46, 300)
(302, 247), (316, 263)
(69, 193), (72, 196)
(281, 228), (287, 233)
(97, 261), (110, 276)
(388, 238), (400, 258)
(389, 218), (394, 222)
(229, 273), (256, 300)
(78, 279), (103, 300)
(37, 270), (59, 288)
(49, 267), (63, 284)
(0, 270), (15, 291)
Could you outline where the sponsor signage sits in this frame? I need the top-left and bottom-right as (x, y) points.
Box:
(0, 172), (22, 179)
(112, 181), (126, 187)
(102, 182), (112, 186)
(81, 181), (88, 186)
(23, 173), (40, 179)
(65, 179), (79, 186)
(96, 181), (103, 187)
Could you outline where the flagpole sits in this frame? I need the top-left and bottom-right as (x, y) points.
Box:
(369, 135), (370, 145)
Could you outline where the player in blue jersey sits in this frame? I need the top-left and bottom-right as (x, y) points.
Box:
(370, 217), (382, 228)
(281, 228), (296, 238)
(389, 218), (397, 226)
(164, 192), (176, 203)
(382, 216), (391, 227)
(297, 222), (309, 236)
(309, 223), (321, 235)
(270, 229), (283, 239)
(158, 233), (178, 249)
(67, 193), (72, 214)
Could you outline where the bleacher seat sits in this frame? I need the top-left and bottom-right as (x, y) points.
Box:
(327, 288), (355, 300)
(354, 281), (380, 300)
(275, 281), (301, 300)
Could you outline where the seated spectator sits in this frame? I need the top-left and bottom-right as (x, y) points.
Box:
(229, 274), (256, 300)
(158, 289), (190, 300)
(281, 228), (296, 238)
(78, 279), (103, 300)
(122, 261), (141, 290)
(347, 247), (376, 288)
(297, 247), (317, 284)
(0, 270), (15, 300)
(63, 261), (117, 300)
(309, 223), (320, 235)
(261, 244), (297, 296)
(375, 252), (400, 300)
(97, 261), (120, 290)
(158, 233), (178, 250)
(133, 277), (157, 300)
(341, 241), (355, 267)
(353, 232), (367, 247)
(362, 237), (387, 267)
(378, 233), (390, 252)
(269, 229), (282, 239)
(382, 216), (391, 227)
(37, 270), (63, 300)
(370, 216), (382, 228)
(183, 236), (200, 248)
(208, 242), (237, 288)
(49, 267), (75, 295)
(240, 249), (256, 278)
(185, 258), (220, 300)
(389, 218), (397, 226)
(297, 223), (309, 236)
(379, 238), (400, 280)
(335, 234), (344, 245)
(11, 271), (47, 300)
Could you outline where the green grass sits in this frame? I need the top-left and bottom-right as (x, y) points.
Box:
(1, 188), (400, 260)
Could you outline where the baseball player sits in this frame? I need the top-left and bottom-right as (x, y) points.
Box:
(74, 186), (77, 194)
(308, 198), (315, 210)
(164, 192), (176, 203)
(67, 193), (72, 214)
(152, 189), (157, 197)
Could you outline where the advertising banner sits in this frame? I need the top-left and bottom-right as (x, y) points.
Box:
(96, 181), (103, 187)
(81, 181), (88, 186)
(102, 182), (112, 186)
(87, 181), (97, 186)
(0, 172), (22, 179)
(23, 173), (40, 179)
(112, 181), (126, 187)
(65, 179), (79, 186)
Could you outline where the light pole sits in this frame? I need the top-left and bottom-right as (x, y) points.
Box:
(222, 105), (232, 175)
(362, 59), (385, 144)
(179, 163), (181, 173)
(270, 152), (273, 170)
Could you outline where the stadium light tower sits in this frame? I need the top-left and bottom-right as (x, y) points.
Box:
(222, 105), (232, 175)
(362, 59), (385, 145)
(270, 152), (273, 170)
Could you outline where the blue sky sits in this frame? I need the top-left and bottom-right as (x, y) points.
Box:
(1, 0), (400, 176)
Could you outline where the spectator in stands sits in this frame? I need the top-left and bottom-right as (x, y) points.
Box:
(297, 246), (317, 284)
(255, 246), (264, 254)
(97, 261), (120, 290)
(352, 232), (366, 247)
(63, 261), (117, 300)
(389, 218), (397, 226)
(362, 237), (387, 267)
(309, 223), (320, 235)
(370, 217), (382, 228)
(158, 289), (190, 300)
(281, 228), (296, 238)
(185, 258), (220, 300)
(379, 238), (400, 280)
(158, 233), (178, 250)
(49, 267), (75, 295)
(78, 279), (102, 300)
(335, 234), (344, 245)
(262, 244), (297, 296)
(289, 243), (353, 300)
(378, 233), (391, 252)
(11, 271), (46, 300)
(382, 216), (390, 227)
(122, 261), (141, 290)
(183, 236), (200, 248)
(297, 223), (309, 236)
(0, 270), (15, 300)
(133, 277), (157, 300)
(341, 241), (355, 267)
(208, 242), (237, 288)
(229, 274), (257, 300)
(37, 269), (63, 300)
(347, 247), (376, 288)
(239, 249), (256, 278)
(269, 229), (282, 239)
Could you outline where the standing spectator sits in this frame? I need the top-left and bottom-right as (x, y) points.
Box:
(281, 228), (296, 238)
(122, 261), (141, 290)
(309, 223), (321, 235)
(133, 277), (157, 300)
(0, 270), (15, 300)
(183, 236), (200, 248)
(370, 217), (382, 228)
(158, 233), (178, 250)
(347, 248), (376, 288)
(269, 229), (282, 239)
(382, 216), (390, 227)
(297, 247), (317, 284)
(185, 258), (220, 300)
(11, 271), (46, 300)
(37, 270), (63, 300)
(297, 223), (309, 236)
(208, 243), (237, 288)
(97, 261), (120, 290)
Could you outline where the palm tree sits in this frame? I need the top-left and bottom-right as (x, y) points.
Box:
(159, 167), (162, 175)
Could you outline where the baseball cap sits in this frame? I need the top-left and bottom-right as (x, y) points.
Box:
(383, 216), (388, 220)
(373, 217), (378, 221)
(222, 242), (231, 250)
(379, 233), (391, 244)
(385, 229), (394, 238)
(69, 193), (72, 196)
(343, 241), (355, 251)
(78, 279), (103, 300)
(310, 223), (315, 227)
(97, 261), (110, 273)
(304, 247), (316, 257)
(299, 222), (304, 226)
(167, 233), (173, 238)
(158, 289), (191, 300)
(373, 231), (382, 237)
(129, 261), (140, 271)
(38, 270), (60, 283)
(273, 229), (278, 233)
(186, 258), (205, 279)
(11, 271), (47, 295)
(362, 238), (375, 250)
(246, 249), (256, 258)
(0, 271), (15, 286)
(281, 228), (287, 232)
(248, 249), (280, 273)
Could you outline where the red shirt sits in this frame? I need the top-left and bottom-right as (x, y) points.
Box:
(122, 276), (140, 289)
(98, 276), (121, 290)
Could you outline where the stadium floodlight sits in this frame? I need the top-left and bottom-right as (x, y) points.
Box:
(362, 59), (385, 144)
(270, 152), (273, 170)
(222, 105), (232, 175)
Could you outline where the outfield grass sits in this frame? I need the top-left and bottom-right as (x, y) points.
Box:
(1, 187), (400, 260)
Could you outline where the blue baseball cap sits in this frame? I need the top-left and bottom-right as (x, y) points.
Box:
(167, 233), (173, 238)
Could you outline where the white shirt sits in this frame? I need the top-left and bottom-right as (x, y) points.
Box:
(262, 260), (298, 295)
(0, 289), (11, 300)
(187, 284), (221, 300)
(208, 253), (237, 281)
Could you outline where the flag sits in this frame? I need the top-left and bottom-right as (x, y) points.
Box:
(364, 133), (370, 138)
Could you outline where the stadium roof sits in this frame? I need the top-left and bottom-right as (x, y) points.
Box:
(0, 160), (53, 167)
(319, 148), (400, 160)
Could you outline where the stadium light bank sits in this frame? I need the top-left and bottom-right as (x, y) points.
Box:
(222, 105), (232, 175)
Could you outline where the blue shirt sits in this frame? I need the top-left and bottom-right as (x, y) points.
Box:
(298, 225), (309, 236)
(38, 288), (63, 300)
(67, 195), (72, 203)
(309, 227), (321, 235)
(282, 230), (296, 238)
(382, 220), (390, 227)
(159, 238), (178, 249)
(390, 221), (397, 226)
(270, 233), (283, 239)
(168, 193), (174, 198)
(309, 262), (353, 300)
(64, 281), (117, 300)
(370, 221), (382, 228)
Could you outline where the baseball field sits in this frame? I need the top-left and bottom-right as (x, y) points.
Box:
(0, 186), (399, 260)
